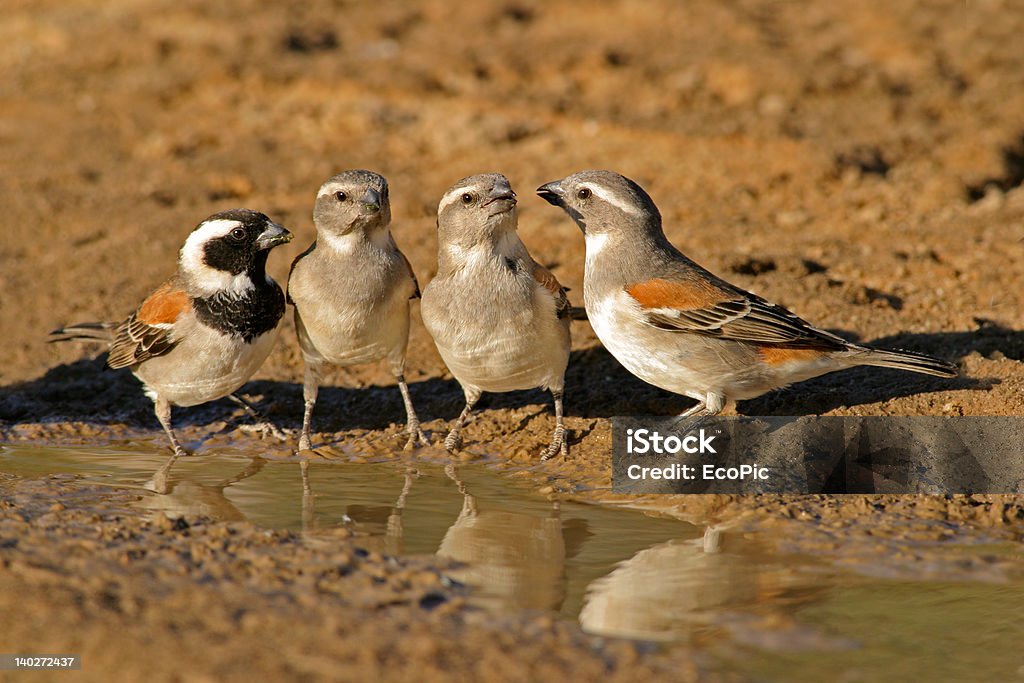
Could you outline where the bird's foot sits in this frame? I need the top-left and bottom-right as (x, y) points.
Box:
(403, 422), (431, 450)
(238, 420), (287, 441)
(444, 429), (463, 454)
(540, 424), (568, 462)
(296, 430), (330, 457)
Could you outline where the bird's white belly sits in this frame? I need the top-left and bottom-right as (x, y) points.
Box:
(135, 325), (280, 406)
(587, 294), (709, 401)
(434, 323), (569, 393)
(300, 298), (409, 367)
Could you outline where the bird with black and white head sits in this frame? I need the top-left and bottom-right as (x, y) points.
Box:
(421, 173), (573, 460)
(50, 208), (293, 490)
(287, 170), (428, 451)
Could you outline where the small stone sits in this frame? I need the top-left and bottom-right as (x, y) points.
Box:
(775, 210), (810, 228)
(758, 94), (787, 117)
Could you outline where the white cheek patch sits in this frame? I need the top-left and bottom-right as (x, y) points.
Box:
(438, 186), (475, 213)
(179, 219), (255, 296)
(582, 184), (643, 217)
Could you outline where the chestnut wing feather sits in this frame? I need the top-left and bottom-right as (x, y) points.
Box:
(107, 281), (190, 369)
(532, 262), (571, 319)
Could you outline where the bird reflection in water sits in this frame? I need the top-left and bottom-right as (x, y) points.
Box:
(579, 527), (808, 641)
(301, 461), (419, 555)
(136, 456), (267, 521)
(437, 464), (591, 613)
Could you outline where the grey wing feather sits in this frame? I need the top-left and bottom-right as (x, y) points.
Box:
(645, 295), (849, 350)
(286, 241), (318, 305)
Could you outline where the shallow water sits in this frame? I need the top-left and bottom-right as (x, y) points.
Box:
(2, 443), (1023, 681)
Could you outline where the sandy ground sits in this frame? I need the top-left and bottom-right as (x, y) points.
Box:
(2, 0), (1024, 680)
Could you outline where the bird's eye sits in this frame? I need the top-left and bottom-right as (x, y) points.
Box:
(577, 187), (592, 200)
(335, 191), (347, 202)
(230, 227), (247, 241)
(461, 193), (474, 204)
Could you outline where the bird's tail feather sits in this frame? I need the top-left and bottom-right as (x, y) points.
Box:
(858, 348), (958, 378)
(48, 322), (117, 345)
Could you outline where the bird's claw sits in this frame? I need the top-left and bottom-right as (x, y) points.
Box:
(297, 431), (315, 454)
(239, 421), (287, 441)
(444, 430), (463, 454)
(540, 426), (568, 461)
(403, 424), (431, 450)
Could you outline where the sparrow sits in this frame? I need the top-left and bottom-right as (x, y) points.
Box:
(537, 170), (957, 421)
(50, 209), (293, 486)
(287, 170), (428, 451)
(421, 173), (572, 460)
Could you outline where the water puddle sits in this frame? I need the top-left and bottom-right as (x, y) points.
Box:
(2, 443), (1023, 680)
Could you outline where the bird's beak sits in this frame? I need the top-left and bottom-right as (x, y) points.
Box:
(537, 180), (586, 233)
(360, 187), (382, 214)
(483, 185), (517, 207)
(536, 180), (565, 206)
(255, 222), (293, 250)
(482, 184), (517, 218)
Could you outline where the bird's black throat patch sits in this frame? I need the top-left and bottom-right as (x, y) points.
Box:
(193, 278), (285, 342)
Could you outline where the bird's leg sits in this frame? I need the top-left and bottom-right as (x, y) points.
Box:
(230, 393), (286, 441)
(670, 393), (725, 435)
(540, 389), (568, 461)
(155, 395), (188, 459)
(678, 401), (707, 418)
(444, 389), (480, 454)
(147, 396), (187, 494)
(396, 373), (430, 449)
(298, 364), (320, 452)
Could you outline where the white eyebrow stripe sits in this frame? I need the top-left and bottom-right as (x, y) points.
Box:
(178, 219), (256, 296)
(180, 219), (243, 268)
(317, 182), (347, 199)
(438, 185), (475, 213)
(582, 183), (642, 216)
